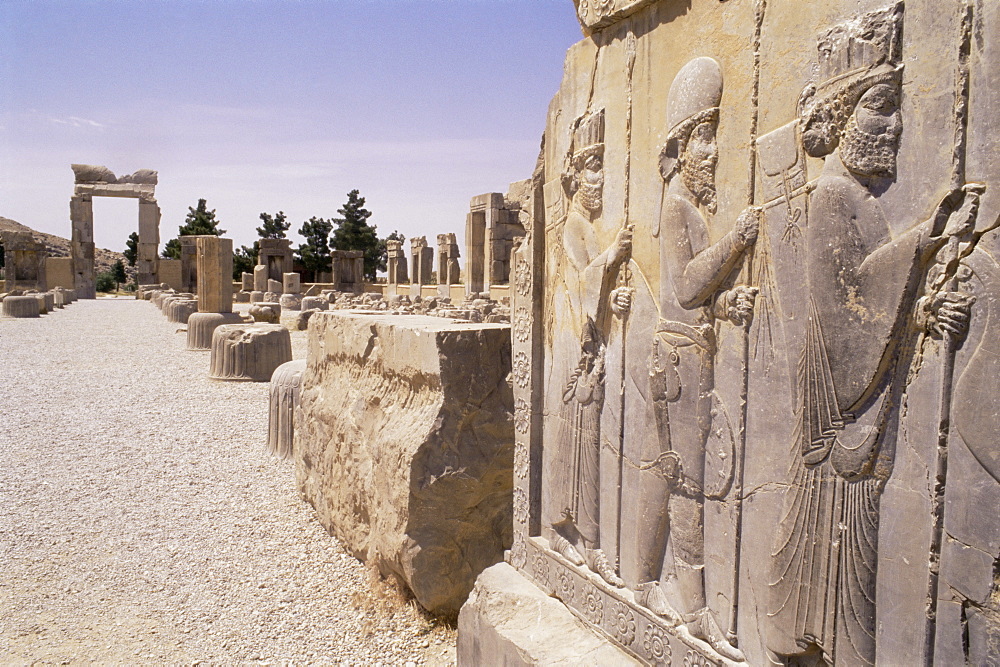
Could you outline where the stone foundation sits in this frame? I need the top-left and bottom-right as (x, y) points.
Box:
(186, 312), (244, 351)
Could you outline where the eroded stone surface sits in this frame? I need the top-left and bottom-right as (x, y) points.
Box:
(209, 324), (292, 382)
(2, 295), (41, 318)
(295, 312), (514, 616)
(186, 312), (244, 351)
(268, 359), (306, 459)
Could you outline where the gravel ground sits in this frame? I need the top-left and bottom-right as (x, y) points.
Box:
(0, 297), (457, 665)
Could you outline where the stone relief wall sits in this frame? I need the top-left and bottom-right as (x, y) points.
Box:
(508, 1), (1000, 664)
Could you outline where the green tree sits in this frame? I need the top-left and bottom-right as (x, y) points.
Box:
(233, 244), (258, 281)
(257, 211), (289, 239)
(331, 190), (380, 280)
(111, 259), (128, 292)
(162, 199), (226, 259)
(95, 270), (116, 293)
(124, 232), (138, 267)
(297, 216), (333, 281)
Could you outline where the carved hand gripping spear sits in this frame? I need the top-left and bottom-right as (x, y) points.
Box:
(924, 2), (990, 663)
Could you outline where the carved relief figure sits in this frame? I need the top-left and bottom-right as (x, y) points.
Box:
(766, 6), (979, 664)
(549, 109), (633, 587)
(631, 56), (757, 661)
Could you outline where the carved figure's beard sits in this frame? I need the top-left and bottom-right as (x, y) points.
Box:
(681, 157), (718, 215)
(840, 114), (899, 178)
(578, 180), (603, 213)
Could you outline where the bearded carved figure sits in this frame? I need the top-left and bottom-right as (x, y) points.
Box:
(765, 5), (979, 664)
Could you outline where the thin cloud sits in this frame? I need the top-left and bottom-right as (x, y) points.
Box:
(48, 116), (105, 129)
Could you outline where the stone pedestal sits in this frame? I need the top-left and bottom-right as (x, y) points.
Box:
(267, 279), (282, 294)
(268, 359), (306, 458)
(235, 291), (251, 303)
(249, 302), (281, 324)
(167, 299), (198, 324)
(253, 265), (268, 292)
(282, 272), (301, 294)
(295, 312), (514, 616)
(250, 290), (265, 304)
(279, 293), (302, 311)
(2, 296), (41, 318)
(301, 296), (328, 311)
(195, 236), (233, 314)
(186, 311), (243, 351)
(209, 324), (292, 382)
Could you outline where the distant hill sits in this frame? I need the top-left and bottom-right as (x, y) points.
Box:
(0, 216), (127, 275)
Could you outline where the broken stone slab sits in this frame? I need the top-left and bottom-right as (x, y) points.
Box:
(2, 295), (41, 318)
(235, 290), (251, 303)
(253, 265), (268, 292)
(295, 312), (514, 616)
(249, 302), (281, 324)
(186, 311), (244, 351)
(288, 308), (318, 331)
(264, 291), (280, 303)
(267, 279), (282, 294)
(279, 293), (302, 311)
(301, 296), (328, 311)
(268, 359), (307, 458)
(209, 323), (292, 382)
(39, 292), (54, 313)
(457, 562), (640, 666)
(249, 290), (265, 304)
(241, 272), (254, 291)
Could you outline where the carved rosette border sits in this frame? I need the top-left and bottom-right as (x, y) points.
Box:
(521, 536), (725, 666)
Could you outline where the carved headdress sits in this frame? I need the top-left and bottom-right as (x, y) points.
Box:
(798, 1), (904, 157)
(562, 109), (606, 198)
(659, 57), (724, 180)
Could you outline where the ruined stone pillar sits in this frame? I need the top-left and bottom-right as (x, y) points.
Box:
(137, 198), (161, 285)
(386, 239), (408, 284)
(179, 236), (200, 294)
(195, 236), (233, 314)
(70, 194), (95, 298)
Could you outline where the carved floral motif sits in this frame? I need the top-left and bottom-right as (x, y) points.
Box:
(514, 438), (529, 480)
(683, 650), (710, 667)
(531, 551), (550, 587)
(514, 258), (531, 297)
(556, 568), (575, 604)
(509, 532), (527, 569)
(513, 487), (529, 525)
(512, 351), (530, 388)
(514, 398), (529, 434)
(513, 306), (531, 342)
(642, 624), (672, 665)
(611, 601), (636, 646)
(584, 586), (604, 625)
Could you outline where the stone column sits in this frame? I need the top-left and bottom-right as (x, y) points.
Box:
(195, 236), (233, 313)
(137, 198), (161, 285)
(70, 194), (95, 298)
(179, 236), (200, 293)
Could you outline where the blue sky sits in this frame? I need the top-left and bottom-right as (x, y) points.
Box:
(0, 0), (581, 257)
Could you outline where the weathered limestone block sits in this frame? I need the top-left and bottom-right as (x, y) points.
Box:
(39, 292), (54, 313)
(235, 290), (251, 303)
(289, 308), (318, 331)
(457, 563), (639, 666)
(186, 311), (244, 351)
(295, 312), (514, 616)
(282, 272), (301, 294)
(209, 324), (292, 382)
(167, 299), (199, 324)
(301, 296), (328, 311)
(249, 302), (281, 324)
(253, 265), (268, 292)
(267, 279), (282, 294)
(268, 359), (307, 458)
(279, 293), (302, 311)
(2, 295), (41, 318)
(49, 291), (64, 309)
(249, 290), (265, 304)
(264, 291), (280, 303)
(241, 272), (254, 291)
(195, 236), (233, 313)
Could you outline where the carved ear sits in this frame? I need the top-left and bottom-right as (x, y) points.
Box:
(659, 137), (682, 181)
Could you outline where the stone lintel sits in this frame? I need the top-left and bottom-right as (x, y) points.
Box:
(74, 183), (155, 199)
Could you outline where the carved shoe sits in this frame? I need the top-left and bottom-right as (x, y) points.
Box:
(690, 607), (745, 662)
(587, 548), (625, 588)
(551, 533), (585, 566)
(637, 582), (682, 626)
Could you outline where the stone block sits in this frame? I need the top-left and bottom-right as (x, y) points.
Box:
(186, 311), (243, 351)
(457, 563), (640, 666)
(253, 265), (268, 292)
(249, 302), (281, 324)
(209, 324), (292, 382)
(45, 257), (74, 290)
(249, 290), (265, 304)
(288, 308), (318, 331)
(195, 236), (233, 313)
(2, 295), (41, 318)
(282, 272), (301, 294)
(267, 279), (282, 294)
(279, 293), (302, 311)
(235, 290), (251, 303)
(167, 299), (198, 324)
(301, 296), (328, 311)
(264, 291), (280, 303)
(268, 359), (306, 458)
(138, 201), (160, 244)
(295, 312), (514, 616)
(241, 272), (254, 291)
